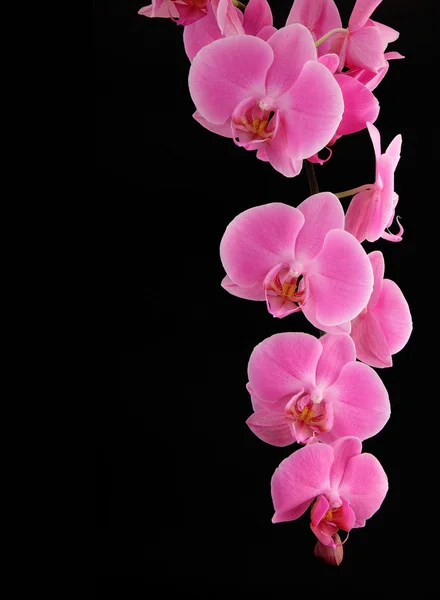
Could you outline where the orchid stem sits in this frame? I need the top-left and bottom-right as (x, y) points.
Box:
(334, 184), (373, 199)
(305, 161), (319, 195)
(315, 28), (347, 48)
(232, 0), (246, 9)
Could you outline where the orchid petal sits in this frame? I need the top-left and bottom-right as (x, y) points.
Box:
(316, 334), (356, 388)
(323, 361), (390, 442)
(243, 0), (273, 35)
(295, 192), (345, 264)
(189, 36), (274, 125)
(220, 203), (304, 288)
(246, 409), (294, 447)
(344, 190), (376, 243)
(183, 4), (223, 62)
(247, 332), (321, 403)
(265, 24), (317, 98)
(271, 443), (333, 523)
(366, 120), (382, 159)
(346, 26), (386, 72)
(213, 0), (244, 36)
(348, 0), (382, 32)
(278, 61), (344, 160)
(306, 229), (373, 326)
(350, 311), (392, 368)
(373, 279), (412, 355)
(328, 436), (362, 490)
(339, 452), (388, 527)
(367, 250), (385, 309)
(334, 74), (379, 136)
(221, 275), (266, 300)
(193, 111), (233, 138)
(367, 154), (394, 241)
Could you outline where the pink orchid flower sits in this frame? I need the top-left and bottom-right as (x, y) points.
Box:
(184, 0), (276, 62)
(286, 0), (342, 56)
(345, 121), (403, 243)
(271, 436), (388, 548)
(139, 0), (241, 30)
(188, 24), (344, 177)
(350, 251), (412, 368)
(246, 332), (390, 446)
(220, 192), (373, 332)
(329, 0), (400, 73)
(307, 52), (379, 165)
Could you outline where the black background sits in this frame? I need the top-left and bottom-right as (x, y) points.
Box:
(96, 0), (433, 590)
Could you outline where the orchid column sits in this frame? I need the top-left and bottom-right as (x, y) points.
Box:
(139, 0), (412, 566)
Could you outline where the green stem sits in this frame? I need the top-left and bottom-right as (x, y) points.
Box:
(315, 28), (347, 48)
(232, 0), (246, 9)
(334, 184), (373, 199)
(305, 161), (319, 195)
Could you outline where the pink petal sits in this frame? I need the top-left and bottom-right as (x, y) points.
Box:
(334, 74), (379, 136)
(367, 250), (384, 309)
(310, 494), (330, 526)
(346, 26), (386, 72)
(385, 134), (402, 171)
(344, 190), (376, 243)
(295, 192), (345, 264)
(183, 4), (223, 62)
(188, 36), (274, 125)
(370, 20), (400, 49)
(247, 332), (321, 403)
(373, 279), (412, 355)
(264, 114), (304, 177)
(212, 0), (244, 36)
(339, 452), (388, 527)
(265, 24), (317, 98)
(301, 292), (352, 334)
(174, 3), (208, 26)
(271, 443), (333, 523)
(221, 275), (266, 300)
(193, 111), (233, 138)
(367, 154), (394, 242)
(243, 0), (273, 35)
(305, 229), (373, 326)
(348, 0), (382, 32)
(138, 0), (178, 19)
(286, 0), (342, 55)
(350, 311), (392, 368)
(277, 61), (344, 160)
(323, 361), (390, 442)
(246, 382), (265, 412)
(384, 51), (404, 60)
(257, 25), (277, 41)
(366, 120), (382, 159)
(220, 203), (304, 287)
(318, 53), (340, 73)
(246, 409), (294, 447)
(315, 334), (356, 388)
(328, 436), (362, 490)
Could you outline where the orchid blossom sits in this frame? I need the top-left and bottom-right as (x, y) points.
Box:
(271, 436), (388, 547)
(139, 0), (242, 31)
(344, 121), (403, 243)
(246, 332), (390, 445)
(350, 251), (412, 368)
(220, 192), (373, 332)
(189, 23), (344, 177)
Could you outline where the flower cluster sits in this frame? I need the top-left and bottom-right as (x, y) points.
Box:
(139, 0), (412, 566)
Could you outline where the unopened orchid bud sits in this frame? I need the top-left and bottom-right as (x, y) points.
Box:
(314, 533), (343, 566)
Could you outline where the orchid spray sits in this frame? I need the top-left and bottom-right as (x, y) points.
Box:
(139, 0), (412, 566)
